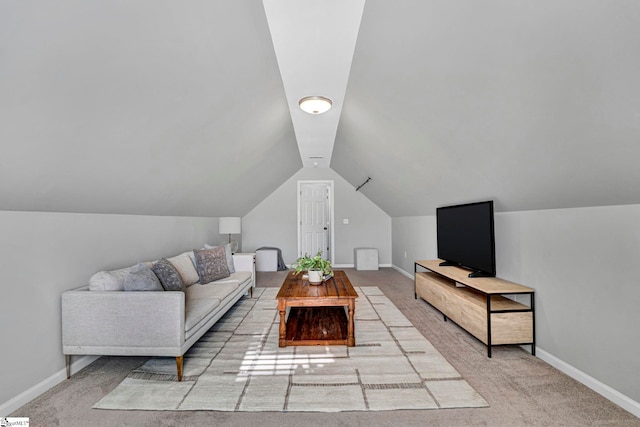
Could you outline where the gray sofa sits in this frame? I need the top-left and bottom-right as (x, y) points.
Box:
(62, 250), (255, 381)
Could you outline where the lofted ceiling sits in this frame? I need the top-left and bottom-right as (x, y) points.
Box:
(0, 1), (301, 217)
(263, 0), (365, 169)
(2, 1), (640, 218)
(333, 0), (640, 216)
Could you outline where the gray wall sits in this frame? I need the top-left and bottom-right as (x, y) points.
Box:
(242, 167), (391, 266)
(0, 210), (220, 409)
(392, 204), (640, 405)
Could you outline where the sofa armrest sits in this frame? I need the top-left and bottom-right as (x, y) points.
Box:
(232, 253), (255, 288)
(62, 287), (185, 352)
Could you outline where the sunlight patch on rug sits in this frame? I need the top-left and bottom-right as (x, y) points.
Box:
(94, 286), (488, 412)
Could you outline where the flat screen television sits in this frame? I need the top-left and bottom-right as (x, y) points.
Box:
(436, 200), (496, 278)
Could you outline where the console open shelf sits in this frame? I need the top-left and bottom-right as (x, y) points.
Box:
(414, 260), (535, 357)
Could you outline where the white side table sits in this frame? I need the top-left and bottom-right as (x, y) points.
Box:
(232, 252), (256, 294)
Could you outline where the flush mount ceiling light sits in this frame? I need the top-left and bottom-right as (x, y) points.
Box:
(299, 96), (332, 115)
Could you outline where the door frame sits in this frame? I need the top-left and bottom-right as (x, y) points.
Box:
(297, 180), (335, 265)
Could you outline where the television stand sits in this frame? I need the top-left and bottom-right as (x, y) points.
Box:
(414, 260), (535, 357)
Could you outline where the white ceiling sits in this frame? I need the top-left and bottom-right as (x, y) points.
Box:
(2, 1), (640, 217)
(263, 0), (365, 168)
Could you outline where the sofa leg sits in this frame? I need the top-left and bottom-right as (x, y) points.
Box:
(176, 356), (183, 381)
(65, 355), (71, 379)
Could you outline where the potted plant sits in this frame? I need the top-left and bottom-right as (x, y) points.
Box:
(292, 251), (333, 284)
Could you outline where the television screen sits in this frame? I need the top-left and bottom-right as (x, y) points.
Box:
(436, 201), (496, 277)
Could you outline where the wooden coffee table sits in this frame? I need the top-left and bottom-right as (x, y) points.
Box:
(276, 270), (358, 347)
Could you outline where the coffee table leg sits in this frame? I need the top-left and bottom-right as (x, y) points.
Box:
(347, 300), (355, 347)
(278, 300), (287, 347)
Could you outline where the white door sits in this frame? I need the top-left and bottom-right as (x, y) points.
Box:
(298, 181), (333, 261)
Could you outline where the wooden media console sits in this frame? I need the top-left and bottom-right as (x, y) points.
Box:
(414, 260), (535, 357)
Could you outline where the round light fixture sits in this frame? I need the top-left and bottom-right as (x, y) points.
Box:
(299, 96), (332, 115)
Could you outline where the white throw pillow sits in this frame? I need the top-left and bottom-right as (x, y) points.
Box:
(168, 252), (200, 286)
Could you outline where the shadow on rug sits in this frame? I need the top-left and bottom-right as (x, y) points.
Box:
(94, 286), (488, 412)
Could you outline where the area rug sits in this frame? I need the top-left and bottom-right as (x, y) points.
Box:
(94, 286), (488, 412)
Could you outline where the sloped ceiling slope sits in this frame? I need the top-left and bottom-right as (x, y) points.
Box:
(333, 1), (640, 216)
(0, 1), (301, 217)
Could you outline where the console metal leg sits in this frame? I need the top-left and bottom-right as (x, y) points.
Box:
(531, 292), (536, 356)
(487, 297), (492, 358)
(414, 262), (418, 299)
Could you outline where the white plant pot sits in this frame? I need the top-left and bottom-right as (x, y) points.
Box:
(307, 270), (323, 284)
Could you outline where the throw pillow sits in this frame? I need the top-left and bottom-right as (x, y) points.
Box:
(167, 252), (200, 286)
(194, 246), (230, 284)
(88, 266), (135, 291)
(204, 243), (235, 274)
(152, 258), (185, 291)
(123, 262), (164, 291)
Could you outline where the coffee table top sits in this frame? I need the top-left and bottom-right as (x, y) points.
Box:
(276, 270), (358, 300)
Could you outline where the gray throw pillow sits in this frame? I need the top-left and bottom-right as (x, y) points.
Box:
(205, 243), (235, 274)
(194, 246), (230, 284)
(123, 262), (164, 291)
(152, 258), (185, 291)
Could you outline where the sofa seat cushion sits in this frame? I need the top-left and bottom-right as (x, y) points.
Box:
(185, 282), (239, 302)
(185, 298), (221, 336)
(212, 271), (252, 288)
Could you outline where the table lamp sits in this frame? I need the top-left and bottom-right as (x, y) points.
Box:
(219, 217), (241, 253)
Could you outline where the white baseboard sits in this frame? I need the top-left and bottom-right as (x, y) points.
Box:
(391, 264), (414, 280)
(392, 263), (639, 418)
(535, 349), (640, 418)
(0, 355), (99, 417)
(333, 264), (393, 269)
(5, 284), (638, 421)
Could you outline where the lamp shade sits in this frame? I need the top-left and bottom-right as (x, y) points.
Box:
(219, 217), (241, 235)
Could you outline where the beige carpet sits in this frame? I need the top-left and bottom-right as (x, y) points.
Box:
(94, 286), (487, 412)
